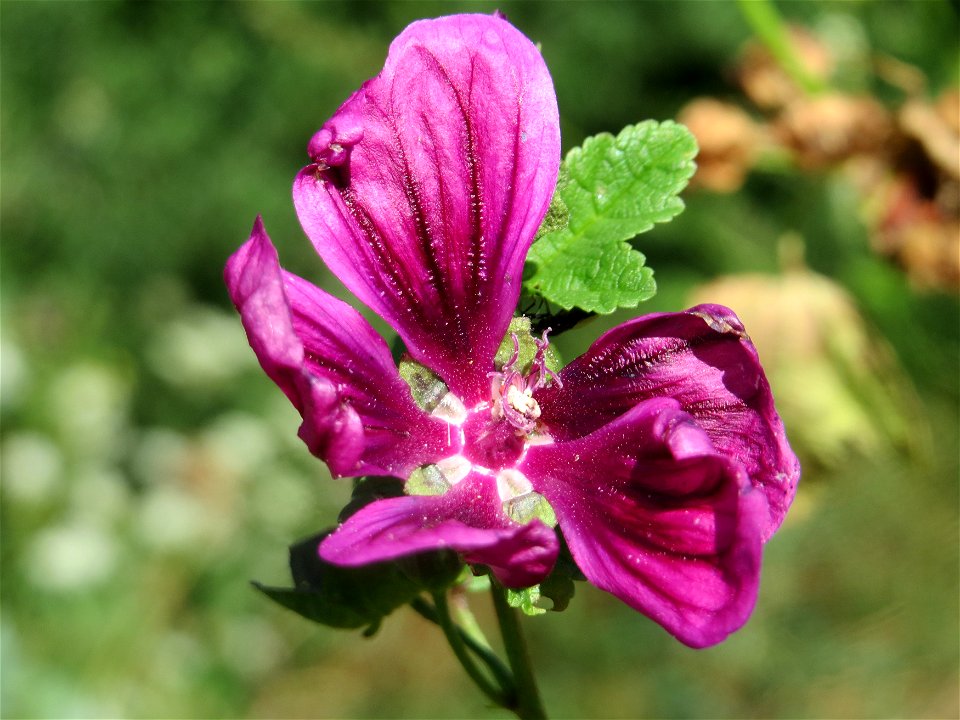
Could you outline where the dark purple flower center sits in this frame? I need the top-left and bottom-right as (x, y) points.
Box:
(461, 411), (526, 469)
(413, 329), (562, 514)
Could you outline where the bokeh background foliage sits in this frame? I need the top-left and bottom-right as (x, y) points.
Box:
(1, 1), (957, 718)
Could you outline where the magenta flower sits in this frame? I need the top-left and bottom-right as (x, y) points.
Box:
(225, 14), (799, 648)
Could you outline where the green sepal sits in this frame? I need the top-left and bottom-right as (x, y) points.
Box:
(503, 491), (557, 528)
(502, 551), (579, 616)
(405, 465), (450, 497)
(524, 120), (698, 313)
(460, 570), (492, 594)
(506, 586), (547, 616)
(399, 356), (448, 412)
(538, 533), (587, 613)
(533, 170), (570, 242)
(394, 549), (464, 594)
(538, 561), (576, 613)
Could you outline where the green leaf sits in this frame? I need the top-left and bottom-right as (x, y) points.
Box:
(524, 120), (698, 313)
(253, 582), (374, 631)
(254, 531), (418, 633)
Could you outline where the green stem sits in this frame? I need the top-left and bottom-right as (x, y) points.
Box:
(410, 596), (516, 697)
(490, 582), (548, 720)
(449, 592), (517, 694)
(737, 0), (827, 95)
(450, 589), (494, 652)
(429, 592), (514, 709)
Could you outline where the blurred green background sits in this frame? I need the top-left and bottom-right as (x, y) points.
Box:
(2, 1), (957, 718)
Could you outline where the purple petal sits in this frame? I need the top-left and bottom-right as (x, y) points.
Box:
(536, 305), (799, 539)
(225, 218), (454, 477)
(521, 397), (768, 648)
(320, 473), (559, 588)
(293, 14), (561, 404)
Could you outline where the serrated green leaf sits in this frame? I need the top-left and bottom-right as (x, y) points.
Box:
(254, 531), (419, 632)
(289, 531), (425, 620)
(253, 581), (375, 630)
(524, 120), (698, 313)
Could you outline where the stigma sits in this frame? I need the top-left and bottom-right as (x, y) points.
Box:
(489, 328), (561, 434)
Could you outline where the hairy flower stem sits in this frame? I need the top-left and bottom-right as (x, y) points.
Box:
(430, 592), (514, 709)
(490, 581), (548, 720)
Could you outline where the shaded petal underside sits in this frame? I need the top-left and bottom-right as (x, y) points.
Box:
(320, 473), (559, 588)
(225, 218), (452, 477)
(522, 397), (767, 648)
(536, 304), (799, 539)
(294, 14), (561, 403)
